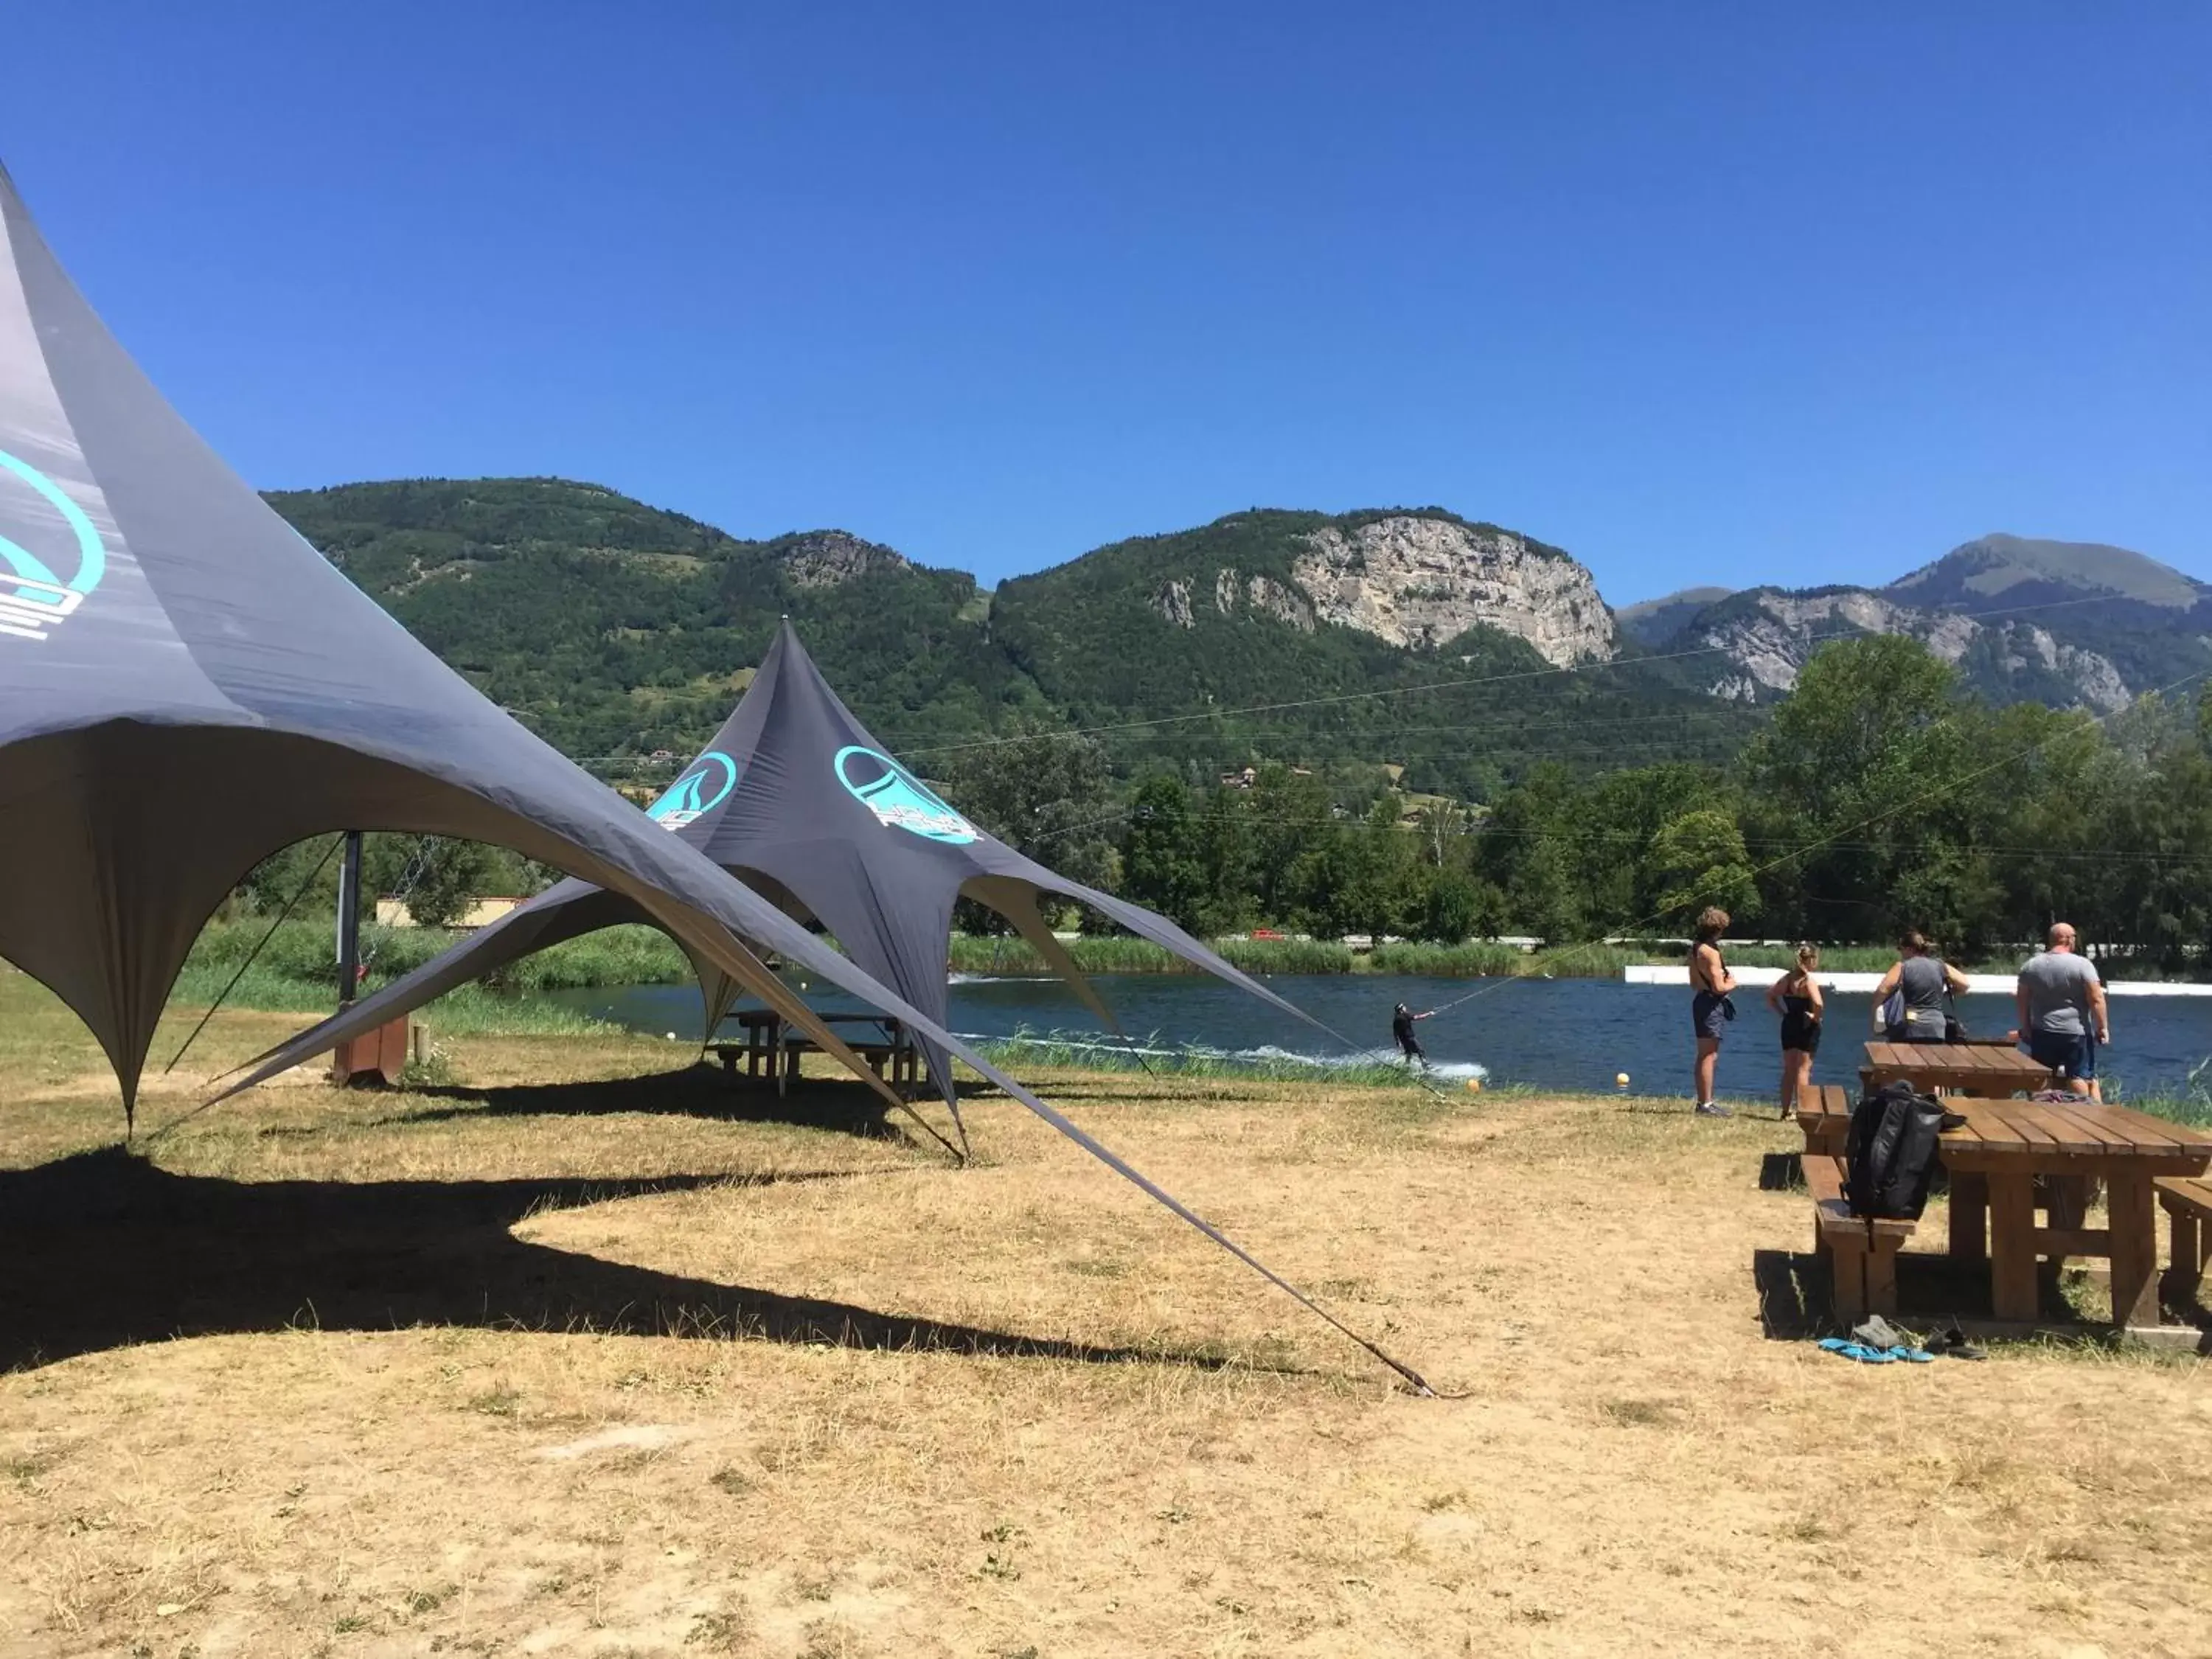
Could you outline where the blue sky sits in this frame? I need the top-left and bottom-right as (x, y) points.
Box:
(9, 3), (2208, 599)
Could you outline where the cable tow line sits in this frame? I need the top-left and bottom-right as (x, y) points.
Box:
(163, 832), (346, 1077)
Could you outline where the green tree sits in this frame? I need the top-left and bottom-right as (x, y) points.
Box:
(1311, 797), (1419, 940)
(1188, 787), (1255, 936)
(936, 730), (1117, 893)
(399, 838), (500, 931)
(1740, 637), (1983, 943)
(1418, 867), (1503, 942)
(1245, 764), (1333, 926)
(1478, 765), (1591, 940)
(1644, 808), (1758, 924)
(1121, 775), (1205, 931)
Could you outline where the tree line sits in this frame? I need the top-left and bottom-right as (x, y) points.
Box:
(1111, 636), (2212, 966)
(231, 634), (2212, 974)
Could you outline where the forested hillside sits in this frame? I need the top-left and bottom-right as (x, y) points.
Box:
(989, 509), (1750, 797)
(270, 479), (1048, 764)
(269, 480), (1761, 796)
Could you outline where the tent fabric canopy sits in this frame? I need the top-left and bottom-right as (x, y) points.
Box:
(227, 619), (1338, 1120)
(0, 159), (943, 1132)
(0, 161), (1432, 1391)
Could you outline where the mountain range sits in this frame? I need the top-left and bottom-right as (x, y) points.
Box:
(268, 481), (2206, 799)
(1618, 534), (2211, 714)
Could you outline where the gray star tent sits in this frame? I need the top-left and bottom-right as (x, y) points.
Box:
(223, 619), (1342, 1131)
(0, 160), (1433, 1389)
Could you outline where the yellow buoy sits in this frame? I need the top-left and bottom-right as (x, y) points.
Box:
(1615, 1072), (1631, 1088)
(1464, 1077), (1482, 1094)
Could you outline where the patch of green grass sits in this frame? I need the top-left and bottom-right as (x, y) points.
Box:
(1599, 1398), (1679, 1427)
(173, 919), (694, 1010)
(685, 1607), (753, 1651)
(2114, 1057), (2212, 1127)
(2124, 1092), (2212, 1129)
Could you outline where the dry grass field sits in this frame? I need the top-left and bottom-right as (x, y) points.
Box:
(1, 969), (2208, 1658)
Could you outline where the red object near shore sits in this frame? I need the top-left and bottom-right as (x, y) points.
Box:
(330, 1016), (412, 1086)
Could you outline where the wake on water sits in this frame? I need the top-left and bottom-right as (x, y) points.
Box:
(1270, 1043), (1489, 1083)
(956, 1029), (1488, 1083)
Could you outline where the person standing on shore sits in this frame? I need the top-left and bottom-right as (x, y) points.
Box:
(2017, 922), (2110, 1099)
(1765, 943), (1824, 1121)
(1689, 907), (1736, 1116)
(1870, 931), (1969, 1043)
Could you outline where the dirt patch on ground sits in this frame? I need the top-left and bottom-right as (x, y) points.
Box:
(0, 982), (2207, 1656)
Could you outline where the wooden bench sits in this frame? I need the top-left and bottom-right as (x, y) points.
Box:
(709, 1037), (919, 1096)
(1795, 1084), (1855, 1157)
(2158, 1175), (2212, 1308)
(1804, 1153), (1917, 1321)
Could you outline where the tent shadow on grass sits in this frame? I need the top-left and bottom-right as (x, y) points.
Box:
(0, 1148), (1254, 1375)
(364, 1062), (916, 1144)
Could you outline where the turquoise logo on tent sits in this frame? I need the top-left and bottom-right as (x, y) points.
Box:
(0, 449), (106, 643)
(647, 751), (739, 831)
(834, 745), (977, 844)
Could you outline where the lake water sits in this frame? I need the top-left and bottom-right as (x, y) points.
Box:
(540, 973), (2212, 1105)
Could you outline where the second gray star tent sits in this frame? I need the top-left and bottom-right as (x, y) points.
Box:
(218, 619), (1343, 1133)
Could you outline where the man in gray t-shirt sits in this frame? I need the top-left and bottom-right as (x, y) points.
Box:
(2016, 922), (2110, 1099)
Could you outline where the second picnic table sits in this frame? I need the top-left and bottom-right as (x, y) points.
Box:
(1861, 1039), (2054, 1098)
(711, 1009), (921, 1095)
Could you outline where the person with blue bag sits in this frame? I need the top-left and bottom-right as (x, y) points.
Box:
(1870, 931), (1969, 1043)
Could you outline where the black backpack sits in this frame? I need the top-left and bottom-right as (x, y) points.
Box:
(1844, 1081), (1948, 1220)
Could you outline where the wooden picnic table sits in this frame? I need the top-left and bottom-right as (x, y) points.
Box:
(1797, 1064), (2212, 1328)
(1862, 1040), (2055, 1099)
(1940, 1098), (2211, 1326)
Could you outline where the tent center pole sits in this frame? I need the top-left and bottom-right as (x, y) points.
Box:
(336, 830), (363, 1006)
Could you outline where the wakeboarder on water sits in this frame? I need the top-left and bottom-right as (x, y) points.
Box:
(1392, 1001), (1436, 1067)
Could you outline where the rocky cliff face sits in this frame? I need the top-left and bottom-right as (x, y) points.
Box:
(1688, 590), (2131, 713)
(1289, 516), (1617, 665)
(776, 530), (910, 589)
(1151, 569), (1317, 631)
(1144, 515), (1617, 666)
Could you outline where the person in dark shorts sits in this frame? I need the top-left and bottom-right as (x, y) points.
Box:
(1870, 930), (1969, 1042)
(1688, 907), (1736, 1116)
(1391, 1001), (1433, 1066)
(1764, 942), (1824, 1121)
(2016, 922), (2109, 1099)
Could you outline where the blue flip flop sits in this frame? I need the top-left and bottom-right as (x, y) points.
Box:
(1819, 1338), (1936, 1364)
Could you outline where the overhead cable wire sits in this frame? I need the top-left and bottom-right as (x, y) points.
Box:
(876, 589), (2168, 762)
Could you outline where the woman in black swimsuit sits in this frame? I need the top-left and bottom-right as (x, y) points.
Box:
(1688, 907), (1735, 1116)
(1764, 943), (1823, 1121)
